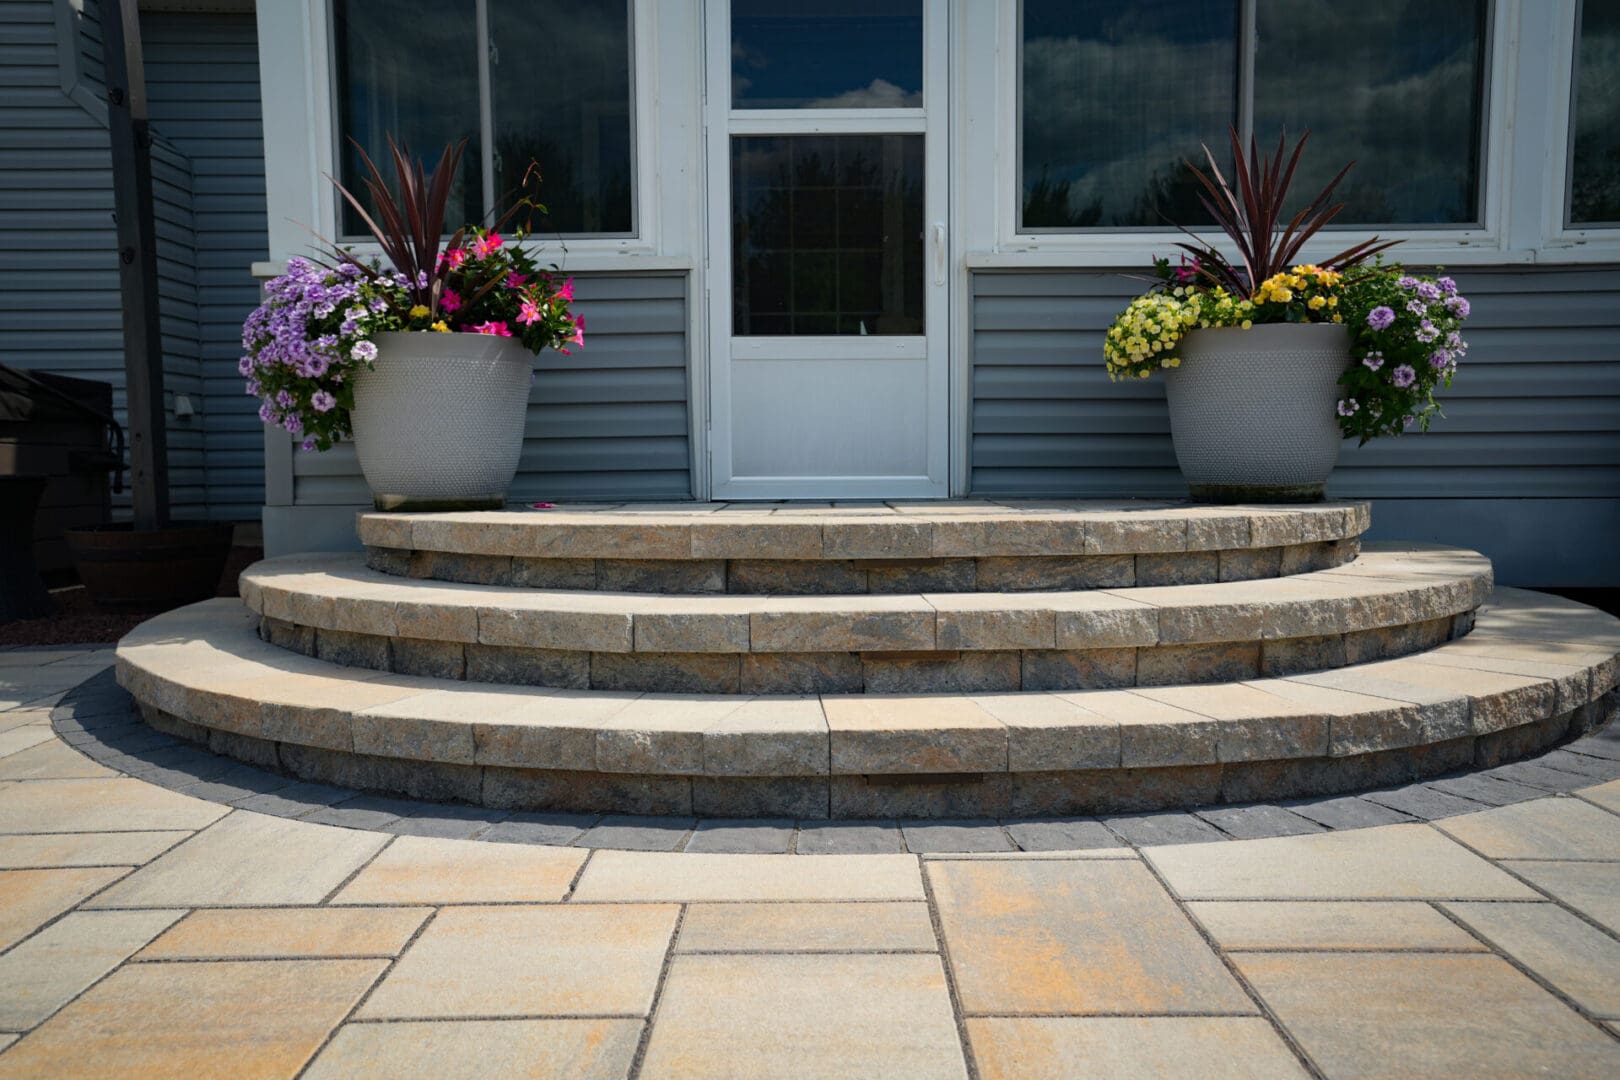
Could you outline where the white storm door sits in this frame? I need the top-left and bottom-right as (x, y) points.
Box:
(705, 0), (949, 499)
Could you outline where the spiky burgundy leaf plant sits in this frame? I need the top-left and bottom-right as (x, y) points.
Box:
(1174, 128), (1401, 296)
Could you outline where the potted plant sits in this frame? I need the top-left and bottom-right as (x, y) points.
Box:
(1103, 130), (1471, 502)
(241, 139), (584, 511)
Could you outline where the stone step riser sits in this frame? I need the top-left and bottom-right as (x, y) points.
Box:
(357, 502), (1371, 565)
(365, 539), (1359, 594)
(134, 693), (1616, 818)
(240, 549), (1493, 680)
(260, 613), (1470, 695)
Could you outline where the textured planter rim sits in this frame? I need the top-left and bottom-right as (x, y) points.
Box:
(351, 331), (535, 512)
(1165, 323), (1351, 504)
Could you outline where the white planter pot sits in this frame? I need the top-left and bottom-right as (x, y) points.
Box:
(349, 331), (534, 511)
(1162, 323), (1351, 503)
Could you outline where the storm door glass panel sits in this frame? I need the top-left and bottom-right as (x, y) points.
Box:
(731, 1), (923, 109)
(731, 135), (924, 336)
(1020, 0), (1237, 229)
(490, 0), (634, 235)
(333, 0), (482, 237)
(1254, 0), (1486, 225)
(1571, 0), (1620, 225)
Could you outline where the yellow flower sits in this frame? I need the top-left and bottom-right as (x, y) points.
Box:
(1332, 313), (1343, 323)
(409, 305), (431, 319)
(1240, 319), (1253, 330)
(431, 320), (450, 332)
(1273, 287), (1293, 302)
(1307, 296), (1327, 311)
(1327, 296), (1338, 307)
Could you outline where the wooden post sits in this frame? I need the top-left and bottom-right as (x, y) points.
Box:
(102, 0), (169, 530)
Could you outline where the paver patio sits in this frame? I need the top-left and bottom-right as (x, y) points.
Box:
(0, 646), (1618, 1076)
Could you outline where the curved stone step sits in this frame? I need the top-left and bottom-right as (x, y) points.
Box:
(113, 588), (1617, 817)
(357, 500), (1370, 593)
(239, 545), (1492, 694)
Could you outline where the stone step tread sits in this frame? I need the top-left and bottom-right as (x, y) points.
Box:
(357, 500), (1370, 560)
(240, 545), (1492, 655)
(115, 589), (1617, 780)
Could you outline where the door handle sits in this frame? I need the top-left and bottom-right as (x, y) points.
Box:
(932, 221), (947, 286)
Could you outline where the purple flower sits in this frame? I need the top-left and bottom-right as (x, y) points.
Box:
(351, 340), (378, 362)
(1397, 276), (1419, 291)
(1444, 296), (1471, 317)
(1403, 414), (1419, 430)
(1366, 306), (1395, 330)
(1437, 276), (1458, 296)
(1337, 398), (1359, 417)
(1416, 321), (1439, 343)
(1362, 350), (1385, 371)
(237, 356), (254, 376)
(282, 413), (303, 435)
(311, 390), (337, 413)
(1429, 349), (1452, 369)
(300, 438), (317, 452)
(257, 402), (274, 423)
(1406, 299), (1428, 316)
(1416, 281), (1441, 301)
(1392, 365), (1416, 388)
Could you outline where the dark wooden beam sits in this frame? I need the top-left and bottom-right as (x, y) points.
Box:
(101, 0), (169, 530)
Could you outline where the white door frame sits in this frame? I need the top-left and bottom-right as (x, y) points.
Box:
(702, 0), (951, 500)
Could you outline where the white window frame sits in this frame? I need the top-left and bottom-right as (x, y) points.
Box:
(969, 0), (1533, 269)
(259, 0), (690, 272)
(1540, 0), (1620, 248)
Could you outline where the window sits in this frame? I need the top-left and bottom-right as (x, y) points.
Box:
(1018, 0), (1488, 232)
(1570, 0), (1620, 226)
(333, 0), (635, 239)
(729, 1), (923, 109)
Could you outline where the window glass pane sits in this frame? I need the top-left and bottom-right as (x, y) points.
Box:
(1253, 0), (1486, 225)
(1572, 0), (1620, 224)
(491, 0), (634, 235)
(1020, 1), (1237, 230)
(731, 1), (922, 109)
(333, 0), (482, 237)
(732, 135), (924, 336)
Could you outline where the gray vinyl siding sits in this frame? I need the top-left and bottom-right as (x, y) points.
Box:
(969, 265), (1620, 582)
(0, 0), (205, 519)
(142, 10), (269, 520)
(286, 272), (694, 505)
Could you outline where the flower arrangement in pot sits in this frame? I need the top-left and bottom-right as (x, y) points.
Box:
(1103, 129), (1472, 502)
(241, 139), (584, 511)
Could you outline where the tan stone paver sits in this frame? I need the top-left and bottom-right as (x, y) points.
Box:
(0, 1034), (13, 1053)
(303, 1019), (644, 1080)
(1186, 900), (1486, 951)
(0, 958), (385, 1080)
(676, 901), (937, 953)
(639, 953), (967, 1079)
(1504, 860), (1620, 935)
(138, 907), (432, 960)
(1437, 797), (1620, 861)
(331, 835), (585, 904)
(0, 831), (190, 869)
(0, 867), (127, 952)
(358, 905), (679, 1019)
(88, 812), (387, 908)
(570, 851), (923, 902)
(0, 709), (54, 734)
(0, 778), (226, 834)
(927, 858), (1253, 1015)
(0, 740), (117, 781)
(1235, 952), (1620, 1078)
(966, 1017), (1308, 1080)
(0, 910), (183, 1030)
(1443, 901), (1620, 1018)
(0, 725), (54, 760)
(1146, 823), (1537, 900)
(1579, 778), (1620, 814)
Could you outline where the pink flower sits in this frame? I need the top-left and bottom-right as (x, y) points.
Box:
(442, 248), (467, 270)
(530, 502), (555, 509)
(440, 289), (462, 313)
(472, 320), (512, 337)
(472, 232), (503, 258)
(507, 272), (528, 288)
(518, 299), (542, 326)
(569, 313), (585, 346)
(558, 276), (575, 302)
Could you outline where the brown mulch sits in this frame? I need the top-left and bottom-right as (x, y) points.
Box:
(0, 544), (263, 647)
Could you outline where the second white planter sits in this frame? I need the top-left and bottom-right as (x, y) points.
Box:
(349, 331), (535, 511)
(1162, 322), (1351, 503)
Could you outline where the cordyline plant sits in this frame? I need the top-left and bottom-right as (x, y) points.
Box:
(1175, 127), (1400, 295)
